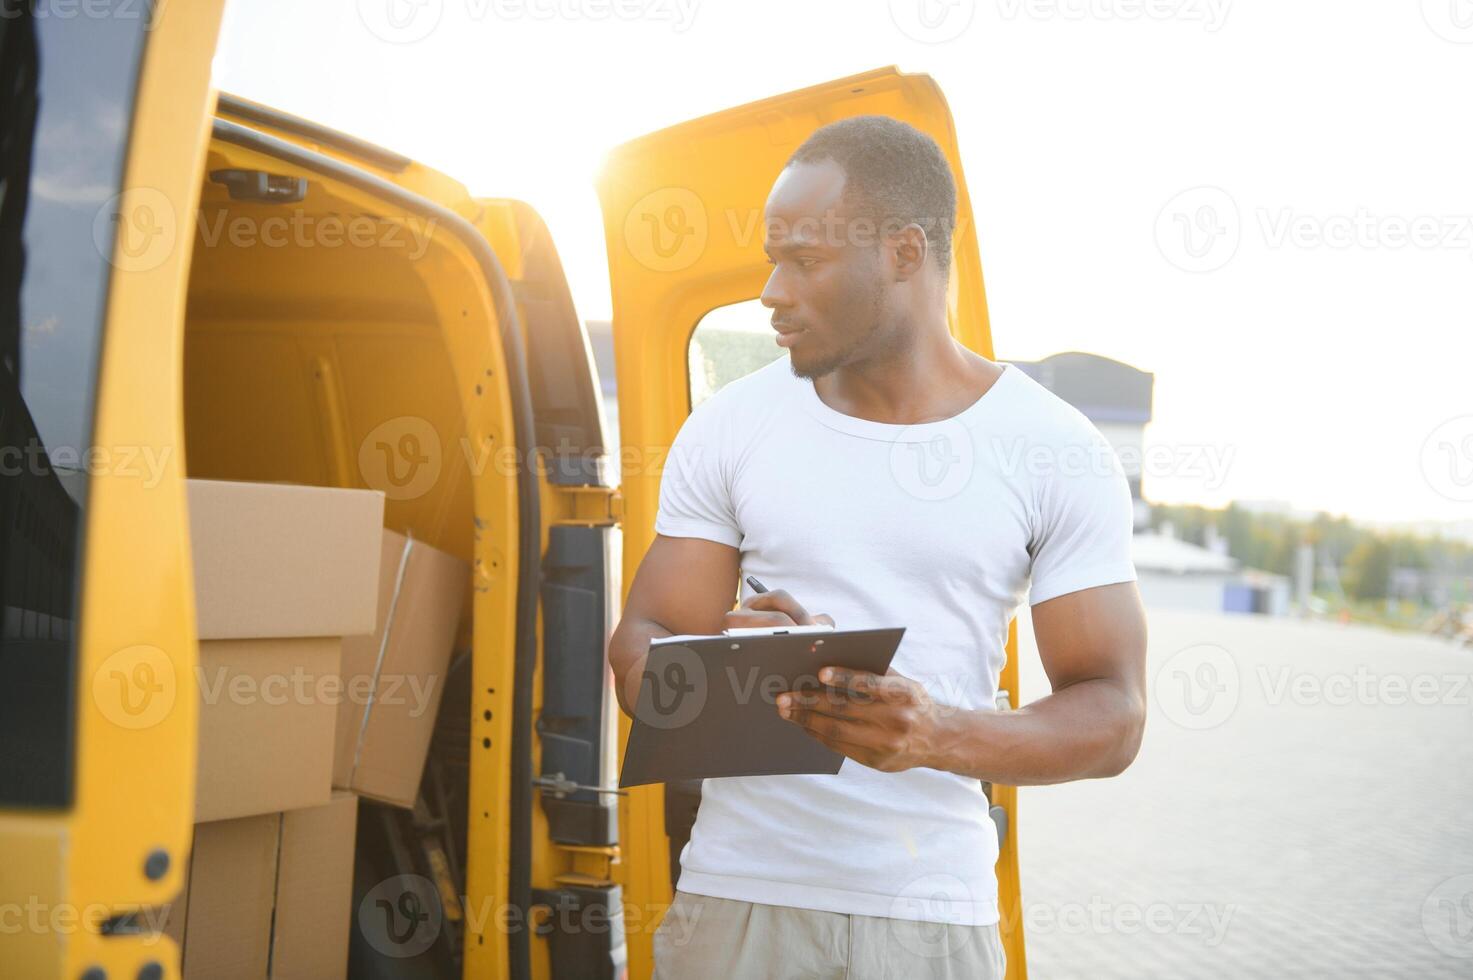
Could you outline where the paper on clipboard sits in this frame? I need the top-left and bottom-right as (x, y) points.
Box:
(618, 626), (905, 788)
(651, 623), (835, 645)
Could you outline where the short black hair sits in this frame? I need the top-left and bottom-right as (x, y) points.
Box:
(785, 115), (958, 274)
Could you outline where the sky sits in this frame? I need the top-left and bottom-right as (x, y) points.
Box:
(212, 0), (1473, 528)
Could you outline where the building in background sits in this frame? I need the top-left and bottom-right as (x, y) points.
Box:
(1009, 353), (1285, 615)
(1, 364), (79, 642)
(585, 320), (617, 406)
(1131, 527), (1291, 616)
(1010, 352), (1154, 530)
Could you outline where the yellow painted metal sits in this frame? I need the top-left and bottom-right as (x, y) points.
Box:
(0, 3), (225, 978)
(214, 93), (474, 214)
(995, 621), (1028, 977)
(596, 66), (1027, 979)
(467, 199), (631, 980)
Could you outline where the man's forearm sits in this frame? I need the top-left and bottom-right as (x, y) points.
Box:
(925, 678), (1146, 785)
(608, 617), (671, 717)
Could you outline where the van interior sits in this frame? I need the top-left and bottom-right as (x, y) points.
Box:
(183, 123), (496, 975)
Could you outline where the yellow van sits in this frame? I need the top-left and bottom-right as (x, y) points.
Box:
(0, 4), (1026, 977)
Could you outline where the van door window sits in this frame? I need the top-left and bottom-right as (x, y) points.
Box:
(687, 298), (783, 409)
(0, 6), (150, 807)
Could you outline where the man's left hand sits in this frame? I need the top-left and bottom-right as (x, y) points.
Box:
(777, 667), (948, 773)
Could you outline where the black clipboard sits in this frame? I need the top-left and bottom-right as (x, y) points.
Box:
(618, 626), (906, 788)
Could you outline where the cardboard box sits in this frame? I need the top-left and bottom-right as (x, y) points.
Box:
(195, 637), (341, 822)
(177, 810), (279, 979)
(187, 479), (385, 640)
(187, 479), (385, 822)
(170, 793), (358, 980)
(334, 529), (468, 808)
(156, 878), (188, 959)
(271, 793), (360, 980)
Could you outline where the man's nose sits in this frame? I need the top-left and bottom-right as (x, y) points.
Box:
(759, 267), (790, 310)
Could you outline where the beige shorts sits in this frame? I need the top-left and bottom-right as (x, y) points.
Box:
(652, 889), (1007, 980)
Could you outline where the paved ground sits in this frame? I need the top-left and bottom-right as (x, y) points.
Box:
(1014, 608), (1473, 978)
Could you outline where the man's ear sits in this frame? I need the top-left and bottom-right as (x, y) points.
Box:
(887, 222), (930, 281)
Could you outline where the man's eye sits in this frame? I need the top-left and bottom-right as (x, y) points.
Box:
(797, 257), (818, 269)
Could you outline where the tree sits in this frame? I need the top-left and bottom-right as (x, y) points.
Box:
(1345, 538), (1392, 601)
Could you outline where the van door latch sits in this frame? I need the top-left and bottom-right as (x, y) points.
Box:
(532, 772), (628, 799)
(209, 168), (307, 204)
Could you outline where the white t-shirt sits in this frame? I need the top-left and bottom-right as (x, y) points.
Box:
(653, 355), (1138, 926)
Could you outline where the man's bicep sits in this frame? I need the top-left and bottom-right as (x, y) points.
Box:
(1029, 581), (1147, 694)
(623, 533), (741, 637)
(655, 401), (741, 547)
(1026, 425), (1137, 607)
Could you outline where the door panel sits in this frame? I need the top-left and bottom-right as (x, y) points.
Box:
(471, 199), (613, 488)
(470, 197), (626, 980)
(0, 3), (227, 978)
(597, 66), (1025, 980)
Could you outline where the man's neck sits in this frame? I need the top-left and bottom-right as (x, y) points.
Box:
(813, 327), (1003, 425)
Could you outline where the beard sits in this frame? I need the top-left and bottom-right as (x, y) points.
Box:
(787, 340), (853, 381)
(787, 283), (890, 380)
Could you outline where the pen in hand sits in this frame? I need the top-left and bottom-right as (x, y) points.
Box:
(734, 574), (836, 631)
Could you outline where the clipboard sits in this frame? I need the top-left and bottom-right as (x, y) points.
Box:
(617, 626), (906, 788)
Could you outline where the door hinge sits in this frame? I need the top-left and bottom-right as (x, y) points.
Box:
(559, 485), (623, 524)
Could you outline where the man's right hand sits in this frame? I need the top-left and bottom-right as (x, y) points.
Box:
(724, 589), (836, 630)
(609, 534), (839, 718)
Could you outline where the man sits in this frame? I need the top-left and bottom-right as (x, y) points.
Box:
(608, 115), (1148, 979)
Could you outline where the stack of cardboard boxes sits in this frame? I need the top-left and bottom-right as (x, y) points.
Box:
(165, 480), (469, 978)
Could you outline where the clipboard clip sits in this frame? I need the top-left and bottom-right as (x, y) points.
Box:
(532, 771), (629, 799)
